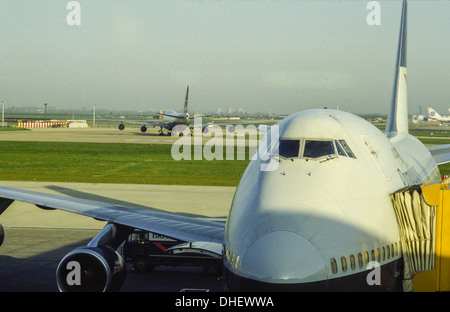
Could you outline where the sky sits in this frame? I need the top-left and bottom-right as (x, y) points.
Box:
(0, 0), (448, 115)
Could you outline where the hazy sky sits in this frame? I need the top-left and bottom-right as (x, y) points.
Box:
(0, 0), (448, 115)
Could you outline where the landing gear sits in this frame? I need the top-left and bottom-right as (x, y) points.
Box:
(158, 128), (172, 136)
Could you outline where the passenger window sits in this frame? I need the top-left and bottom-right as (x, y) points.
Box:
(350, 255), (356, 270)
(303, 140), (335, 158)
(341, 257), (347, 272)
(338, 140), (356, 158)
(330, 258), (338, 274)
(358, 253), (363, 268)
(279, 139), (300, 158)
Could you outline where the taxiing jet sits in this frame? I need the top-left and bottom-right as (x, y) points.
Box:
(118, 85), (209, 135)
(428, 107), (450, 122)
(0, 0), (449, 291)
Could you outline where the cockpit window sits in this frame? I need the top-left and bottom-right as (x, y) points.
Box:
(338, 140), (356, 158)
(335, 140), (347, 156)
(279, 139), (300, 158)
(303, 140), (335, 158)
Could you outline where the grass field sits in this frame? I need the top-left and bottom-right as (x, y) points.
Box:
(0, 137), (449, 186)
(0, 141), (249, 186)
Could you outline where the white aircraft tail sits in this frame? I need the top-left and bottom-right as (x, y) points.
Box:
(385, 0), (408, 136)
(428, 107), (442, 118)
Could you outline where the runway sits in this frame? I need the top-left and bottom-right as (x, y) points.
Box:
(0, 127), (236, 292)
(0, 127), (178, 144)
(0, 126), (263, 146)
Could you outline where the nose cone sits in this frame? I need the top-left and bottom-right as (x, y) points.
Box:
(240, 231), (327, 284)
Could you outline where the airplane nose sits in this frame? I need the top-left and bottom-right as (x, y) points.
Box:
(240, 231), (327, 284)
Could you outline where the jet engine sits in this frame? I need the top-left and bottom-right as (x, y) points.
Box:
(56, 246), (126, 292)
(118, 123), (125, 131)
(140, 125), (147, 133)
(56, 223), (133, 292)
(0, 223), (4, 248)
(0, 198), (14, 248)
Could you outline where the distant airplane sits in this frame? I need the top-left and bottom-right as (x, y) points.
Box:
(118, 86), (210, 136)
(412, 114), (426, 124)
(0, 0), (449, 292)
(428, 107), (450, 122)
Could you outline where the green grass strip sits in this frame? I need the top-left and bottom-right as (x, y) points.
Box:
(0, 139), (449, 186)
(0, 141), (249, 186)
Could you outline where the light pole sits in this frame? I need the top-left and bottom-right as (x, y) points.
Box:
(93, 104), (96, 128)
(2, 101), (4, 127)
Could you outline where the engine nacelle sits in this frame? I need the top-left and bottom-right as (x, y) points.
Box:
(56, 246), (126, 292)
(118, 123), (125, 131)
(0, 223), (4, 248)
(140, 125), (147, 133)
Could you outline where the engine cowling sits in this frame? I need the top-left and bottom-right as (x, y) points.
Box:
(140, 125), (147, 133)
(0, 223), (4, 248)
(56, 246), (126, 292)
(118, 123), (125, 131)
(0, 199), (14, 248)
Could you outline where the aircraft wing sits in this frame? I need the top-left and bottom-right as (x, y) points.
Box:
(159, 113), (186, 119)
(428, 144), (450, 165)
(0, 186), (225, 244)
(118, 119), (170, 128)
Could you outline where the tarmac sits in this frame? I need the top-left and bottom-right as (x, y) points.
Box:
(0, 127), (235, 292)
(0, 126), (180, 144)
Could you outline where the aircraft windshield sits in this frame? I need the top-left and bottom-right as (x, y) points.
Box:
(338, 140), (356, 158)
(303, 140), (335, 158)
(266, 138), (355, 160)
(279, 140), (300, 158)
(335, 140), (347, 156)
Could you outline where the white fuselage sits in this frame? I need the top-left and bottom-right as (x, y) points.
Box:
(428, 108), (450, 122)
(162, 110), (189, 124)
(223, 109), (439, 291)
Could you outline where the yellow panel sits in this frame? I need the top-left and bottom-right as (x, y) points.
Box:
(439, 184), (450, 291)
(413, 269), (438, 292)
(414, 180), (450, 291)
(421, 181), (443, 206)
